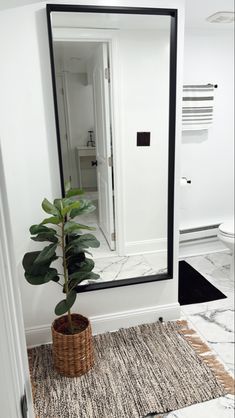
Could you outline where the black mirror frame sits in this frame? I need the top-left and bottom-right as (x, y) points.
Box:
(46, 4), (177, 293)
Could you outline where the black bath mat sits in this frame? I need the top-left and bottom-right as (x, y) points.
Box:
(179, 260), (227, 305)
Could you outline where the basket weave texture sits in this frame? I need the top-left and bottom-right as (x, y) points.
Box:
(52, 313), (94, 377)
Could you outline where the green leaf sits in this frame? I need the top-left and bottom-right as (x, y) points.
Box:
(54, 290), (77, 315)
(34, 243), (57, 264)
(77, 223), (95, 231)
(67, 276), (87, 289)
(42, 216), (61, 225)
(86, 272), (100, 281)
(64, 221), (81, 234)
(25, 268), (59, 285)
(65, 188), (84, 198)
(30, 224), (57, 235)
(53, 198), (63, 213)
(42, 198), (60, 216)
(62, 198), (75, 206)
(79, 258), (95, 272)
(51, 276), (60, 283)
(25, 272), (50, 285)
(22, 251), (40, 272)
(71, 234), (100, 249)
(47, 268), (59, 281)
(66, 289), (77, 307)
(61, 201), (81, 217)
(67, 271), (99, 290)
(70, 200), (96, 218)
(54, 300), (68, 316)
(23, 252), (58, 282)
(64, 220), (95, 234)
(31, 233), (58, 243)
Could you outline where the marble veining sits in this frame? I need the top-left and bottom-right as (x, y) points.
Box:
(147, 251), (235, 418)
(190, 309), (234, 335)
(187, 308), (234, 377)
(78, 209), (168, 276)
(181, 251), (234, 316)
(92, 255), (159, 282)
(162, 395), (235, 417)
(78, 210), (235, 418)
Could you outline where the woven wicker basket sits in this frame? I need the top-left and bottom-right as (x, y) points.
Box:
(52, 313), (94, 377)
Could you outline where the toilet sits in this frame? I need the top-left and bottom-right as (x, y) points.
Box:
(218, 220), (235, 279)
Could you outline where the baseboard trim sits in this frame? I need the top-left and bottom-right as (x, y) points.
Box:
(125, 238), (167, 255)
(179, 237), (228, 258)
(25, 303), (180, 348)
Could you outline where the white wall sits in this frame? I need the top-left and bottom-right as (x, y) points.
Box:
(0, 0), (184, 346)
(67, 73), (94, 148)
(66, 73), (97, 188)
(118, 29), (170, 251)
(180, 29), (234, 230)
(55, 28), (170, 252)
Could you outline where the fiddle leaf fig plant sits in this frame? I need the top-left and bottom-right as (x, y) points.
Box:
(22, 183), (100, 334)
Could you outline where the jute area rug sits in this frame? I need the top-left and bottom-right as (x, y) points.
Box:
(28, 320), (234, 418)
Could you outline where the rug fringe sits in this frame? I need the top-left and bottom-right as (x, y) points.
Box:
(176, 320), (235, 395)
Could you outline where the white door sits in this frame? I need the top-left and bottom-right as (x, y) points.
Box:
(55, 75), (72, 185)
(92, 44), (115, 250)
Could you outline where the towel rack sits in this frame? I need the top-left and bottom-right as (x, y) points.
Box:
(207, 83), (218, 88)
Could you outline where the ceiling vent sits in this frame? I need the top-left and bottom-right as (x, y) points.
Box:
(206, 11), (235, 23)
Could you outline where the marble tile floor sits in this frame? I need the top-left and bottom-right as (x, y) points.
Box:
(92, 254), (167, 283)
(78, 205), (235, 415)
(148, 251), (235, 418)
(78, 207), (168, 278)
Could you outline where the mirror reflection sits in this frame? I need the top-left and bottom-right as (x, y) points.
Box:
(50, 11), (171, 286)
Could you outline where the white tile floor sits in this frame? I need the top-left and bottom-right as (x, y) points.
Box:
(153, 251), (235, 418)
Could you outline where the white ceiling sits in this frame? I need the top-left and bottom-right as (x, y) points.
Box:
(185, 0), (234, 30)
(0, 0), (234, 31)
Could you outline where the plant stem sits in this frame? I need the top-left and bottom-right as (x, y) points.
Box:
(61, 218), (74, 334)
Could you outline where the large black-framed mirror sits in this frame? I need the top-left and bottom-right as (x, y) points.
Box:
(46, 4), (177, 292)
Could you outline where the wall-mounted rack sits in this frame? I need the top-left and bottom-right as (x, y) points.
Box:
(208, 83), (218, 88)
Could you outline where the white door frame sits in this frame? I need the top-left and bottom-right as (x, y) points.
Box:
(0, 144), (34, 418)
(53, 28), (126, 255)
(91, 43), (115, 250)
(55, 71), (76, 186)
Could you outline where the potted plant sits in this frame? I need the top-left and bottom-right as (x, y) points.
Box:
(22, 183), (100, 377)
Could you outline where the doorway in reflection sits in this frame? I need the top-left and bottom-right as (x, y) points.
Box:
(53, 38), (168, 283)
(54, 41), (116, 255)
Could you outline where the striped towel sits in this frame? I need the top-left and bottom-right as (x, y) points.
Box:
(182, 84), (214, 130)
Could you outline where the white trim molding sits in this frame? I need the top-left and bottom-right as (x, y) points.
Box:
(26, 302), (180, 348)
(179, 225), (228, 258)
(125, 239), (167, 256)
(0, 144), (34, 418)
(179, 238), (228, 259)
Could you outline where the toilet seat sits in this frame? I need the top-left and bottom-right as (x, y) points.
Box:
(218, 221), (234, 238)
